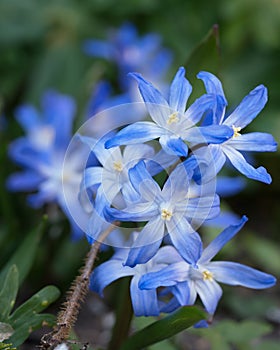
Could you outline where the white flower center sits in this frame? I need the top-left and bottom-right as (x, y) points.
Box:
(30, 126), (55, 149)
(113, 161), (123, 172)
(167, 112), (179, 125)
(202, 270), (214, 281)
(232, 124), (241, 138)
(161, 208), (173, 221)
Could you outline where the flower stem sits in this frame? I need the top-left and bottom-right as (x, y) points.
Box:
(40, 224), (117, 349)
(107, 276), (133, 350)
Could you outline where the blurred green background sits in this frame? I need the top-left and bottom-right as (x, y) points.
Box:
(0, 0), (279, 348)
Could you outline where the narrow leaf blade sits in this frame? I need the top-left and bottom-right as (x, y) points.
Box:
(185, 24), (221, 102)
(9, 285), (60, 326)
(7, 313), (56, 347)
(120, 306), (206, 350)
(0, 265), (18, 320)
(0, 217), (47, 287)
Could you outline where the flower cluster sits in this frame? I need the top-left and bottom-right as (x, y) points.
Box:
(86, 67), (277, 318)
(6, 23), (172, 241)
(6, 22), (277, 322)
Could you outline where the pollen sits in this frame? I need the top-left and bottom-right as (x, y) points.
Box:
(167, 112), (179, 125)
(113, 161), (123, 172)
(232, 125), (241, 138)
(161, 208), (173, 221)
(202, 270), (214, 281)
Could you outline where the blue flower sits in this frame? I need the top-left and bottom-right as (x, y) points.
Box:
(80, 134), (177, 241)
(81, 135), (155, 206)
(7, 90), (87, 239)
(105, 67), (234, 157)
(198, 72), (277, 184)
(83, 22), (172, 90)
(90, 244), (183, 316)
(139, 216), (276, 315)
(105, 160), (220, 267)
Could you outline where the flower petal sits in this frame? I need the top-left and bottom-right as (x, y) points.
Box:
(195, 279), (223, 314)
(159, 135), (189, 157)
(42, 91), (76, 149)
(83, 39), (114, 59)
(167, 217), (203, 265)
(152, 245), (183, 265)
(105, 202), (158, 222)
(162, 162), (190, 201)
(169, 67), (192, 114)
(83, 167), (103, 189)
(222, 145), (272, 184)
(183, 94), (217, 126)
(197, 71), (227, 124)
(6, 171), (44, 191)
(146, 149), (178, 176)
(223, 85), (268, 129)
(209, 261), (276, 289)
(184, 125), (233, 145)
(90, 259), (134, 296)
(15, 105), (40, 132)
(129, 72), (169, 125)
(184, 194), (220, 223)
(129, 160), (162, 201)
(139, 262), (189, 290)
(122, 144), (155, 164)
(105, 122), (165, 148)
(228, 132), (277, 152)
(125, 217), (165, 266)
(199, 216), (248, 264)
(171, 282), (190, 305)
(130, 275), (160, 316)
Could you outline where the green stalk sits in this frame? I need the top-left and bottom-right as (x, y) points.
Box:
(107, 277), (133, 350)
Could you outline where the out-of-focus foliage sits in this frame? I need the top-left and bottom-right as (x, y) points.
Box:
(191, 319), (279, 350)
(0, 220), (60, 348)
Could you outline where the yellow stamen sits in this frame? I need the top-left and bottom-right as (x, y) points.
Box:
(232, 125), (241, 138)
(167, 112), (179, 125)
(202, 270), (214, 281)
(161, 208), (173, 221)
(113, 161), (123, 172)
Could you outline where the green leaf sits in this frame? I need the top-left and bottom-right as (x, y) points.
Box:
(6, 285), (60, 347)
(184, 25), (221, 101)
(119, 306), (206, 350)
(8, 313), (56, 347)
(9, 285), (60, 326)
(0, 217), (47, 287)
(0, 265), (18, 321)
(0, 343), (16, 350)
(0, 323), (14, 342)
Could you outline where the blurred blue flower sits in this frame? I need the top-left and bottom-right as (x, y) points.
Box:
(198, 72), (277, 184)
(91, 244), (184, 316)
(105, 67), (234, 156)
(83, 22), (172, 90)
(105, 160), (220, 267)
(139, 216), (276, 315)
(7, 90), (87, 239)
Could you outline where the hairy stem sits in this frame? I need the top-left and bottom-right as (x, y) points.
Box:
(40, 224), (117, 349)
